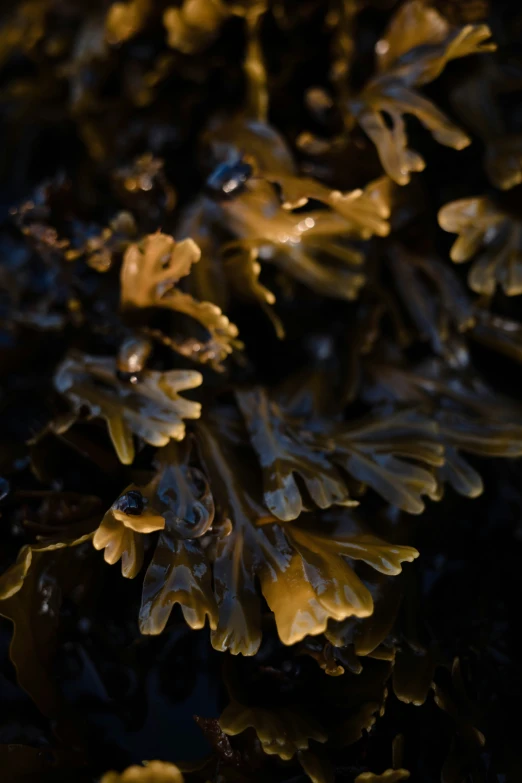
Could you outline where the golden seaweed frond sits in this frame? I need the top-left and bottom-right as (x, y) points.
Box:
(121, 232), (241, 369)
(348, 0), (495, 184)
(54, 352), (203, 464)
(439, 196), (522, 296)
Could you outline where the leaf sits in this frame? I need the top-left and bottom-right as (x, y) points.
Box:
(223, 245), (285, 337)
(141, 536), (217, 633)
(55, 352), (202, 464)
(121, 232), (240, 369)
(438, 197), (522, 296)
(93, 487), (166, 578)
(326, 570), (403, 657)
(175, 197), (230, 308)
(92, 439), (218, 631)
(363, 358), (522, 498)
(375, 1), (450, 72)
(0, 551), (65, 715)
(436, 446), (483, 499)
(219, 702), (327, 761)
(101, 761), (184, 783)
(205, 115), (296, 177)
(0, 525), (96, 718)
(350, 1), (495, 184)
(220, 179), (367, 301)
(139, 441), (218, 633)
(271, 238), (366, 301)
(205, 120), (392, 311)
(0, 547), (33, 601)
(437, 411), (522, 497)
(262, 174), (392, 239)
(261, 517), (417, 647)
(197, 415), (265, 655)
(449, 57), (522, 191)
(393, 643), (436, 706)
(388, 245), (475, 356)
(197, 410), (418, 653)
(329, 409), (444, 514)
(121, 233), (202, 309)
(438, 410), (522, 459)
(236, 386), (351, 521)
(485, 134), (522, 192)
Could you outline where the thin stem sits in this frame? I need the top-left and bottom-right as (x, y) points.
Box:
(244, 4), (269, 123)
(330, 0), (358, 130)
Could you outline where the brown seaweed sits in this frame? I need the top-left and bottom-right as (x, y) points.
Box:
(0, 1), (521, 781)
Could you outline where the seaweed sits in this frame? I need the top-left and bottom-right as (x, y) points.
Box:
(1, 1), (521, 781)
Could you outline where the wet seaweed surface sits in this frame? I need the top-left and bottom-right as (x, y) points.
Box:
(1, 1), (522, 781)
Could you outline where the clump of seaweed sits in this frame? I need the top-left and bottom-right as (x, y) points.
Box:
(1, 1), (521, 782)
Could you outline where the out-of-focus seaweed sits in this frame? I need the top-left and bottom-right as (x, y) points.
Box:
(101, 761), (185, 783)
(439, 195), (522, 295)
